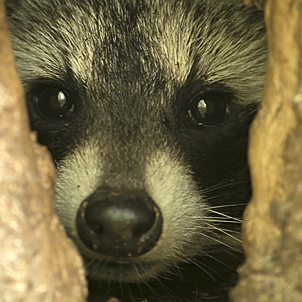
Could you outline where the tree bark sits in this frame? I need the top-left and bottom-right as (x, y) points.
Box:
(231, 0), (302, 301)
(0, 1), (88, 301)
(2, 0), (302, 301)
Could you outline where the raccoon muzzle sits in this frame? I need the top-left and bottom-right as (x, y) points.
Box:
(76, 187), (163, 258)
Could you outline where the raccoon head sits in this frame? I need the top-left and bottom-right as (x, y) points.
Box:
(6, 0), (267, 286)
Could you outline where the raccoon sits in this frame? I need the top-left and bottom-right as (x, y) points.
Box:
(5, 0), (267, 301)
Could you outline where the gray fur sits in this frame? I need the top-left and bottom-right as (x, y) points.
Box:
(6, 0), (267, 301)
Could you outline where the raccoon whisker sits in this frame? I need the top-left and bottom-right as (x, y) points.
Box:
(201, 180), (250, 194)
(196, 252), (239, 271)
(85, 257), (96, 271)
(200, 218), (242, 224)
(200, 194), (233, 202)
(188, 256), (227, 278)
(199, 232), (242, 253)
(203, 223), (242, 243)
(137, 281), (159, 301)
(209, 203), (247, 209)
(199, 214), (242, 222)
(145, 276), (179, 302)
(186, 257), (217, 281)
(126, 283), (139, 301)
(85, 258), (102, 280)
(160, 286), (180, 302)
(142, 282), (173, 302)
(212, 228), (242, 234)
(206, 210), (243, 223)
(189, 215), (240, 223)
(124, 283), (134, 301)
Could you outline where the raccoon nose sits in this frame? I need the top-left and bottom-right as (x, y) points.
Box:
(76, 188), (162, 258)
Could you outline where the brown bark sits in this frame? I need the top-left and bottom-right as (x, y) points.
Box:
(231, 0), (302, 301)
(2, 0), (302, 301)
(0, 1), (88, 301)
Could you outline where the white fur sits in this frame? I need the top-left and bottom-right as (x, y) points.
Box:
(55, 143), (211, 282)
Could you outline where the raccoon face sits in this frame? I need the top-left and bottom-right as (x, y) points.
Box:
(6, 0), (267, 296)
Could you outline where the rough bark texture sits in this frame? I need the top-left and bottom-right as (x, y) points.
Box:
(1, 0), (301, 301)
(231, 0), (302, 301)
(0, 1), (88, 301)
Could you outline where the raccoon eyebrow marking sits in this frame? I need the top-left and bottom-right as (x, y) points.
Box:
(27, 77), (72, 93)
(177, 77), (236, 105)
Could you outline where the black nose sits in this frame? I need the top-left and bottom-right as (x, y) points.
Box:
(76, 188), (163, 258)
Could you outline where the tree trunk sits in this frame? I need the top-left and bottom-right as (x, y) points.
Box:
(231, 0), (302, 301)
(0, 1), (88, 301)
(1, 0), (302, 301)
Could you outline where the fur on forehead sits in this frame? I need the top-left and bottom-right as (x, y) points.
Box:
(6, 0), (266, 105)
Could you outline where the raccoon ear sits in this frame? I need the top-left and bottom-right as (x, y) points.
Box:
(188, 93), (227, 126)
(36, 86), (74, 118)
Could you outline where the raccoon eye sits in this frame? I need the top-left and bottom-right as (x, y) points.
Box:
(37, 86), (74, 118)
(188, 94), (227, 125)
